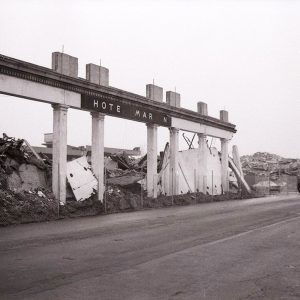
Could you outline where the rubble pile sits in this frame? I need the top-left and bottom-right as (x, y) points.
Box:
(103, 184), (253, 214)
(0, 134), (56, 226)
(106, 153), (146, 186)
(0, 134), (266, 226)
(241, 152), (300, 176)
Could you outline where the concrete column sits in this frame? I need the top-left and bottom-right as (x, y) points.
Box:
(91, 112), (105, 201)
(147, 124), (158, 198)
(220, 110), (229, 193)
(169, 128), (179, 195)
(146, 84), (162, 198)
(167, 91), (181, 196)
(86, 62), (109, 201)
(52, 104), (68, 204)
(51, 52), (78, 204)
(197, 102), (208, 193)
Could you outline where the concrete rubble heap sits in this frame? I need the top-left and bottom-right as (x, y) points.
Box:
(241, 152), (300, 194)
(241, 152), (300, 176)
(0, 134), (56, 225)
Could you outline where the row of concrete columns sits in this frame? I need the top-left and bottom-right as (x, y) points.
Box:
(51, 52), (230, 204)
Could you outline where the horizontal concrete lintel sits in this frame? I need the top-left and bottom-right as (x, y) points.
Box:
(0, 55), (236, 132)
(171, 117), (234, 139)
(0, 74), (80, 108)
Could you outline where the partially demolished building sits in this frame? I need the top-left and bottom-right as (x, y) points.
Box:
(0, 51), (242, 206)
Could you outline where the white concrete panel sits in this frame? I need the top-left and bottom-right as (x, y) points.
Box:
(159, 146), (223, 196)
(171, 117), (233, 139)
(0, 74), (81, 107)
(66, 156), (98, 202)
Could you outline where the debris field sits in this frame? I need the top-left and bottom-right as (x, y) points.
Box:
(1, 134), (253, 226)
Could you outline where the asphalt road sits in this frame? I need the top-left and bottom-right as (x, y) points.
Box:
(0, 195), (300, 300)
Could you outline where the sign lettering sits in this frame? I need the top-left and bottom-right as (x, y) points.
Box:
(81, 94), (171, 127)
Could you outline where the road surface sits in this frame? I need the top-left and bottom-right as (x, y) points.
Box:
(0, 195), (300, 299)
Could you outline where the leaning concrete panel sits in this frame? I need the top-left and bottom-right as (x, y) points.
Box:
(66, 156), (98, 202)
(0, 74), (81, 107)
(159, 146), (223, 196)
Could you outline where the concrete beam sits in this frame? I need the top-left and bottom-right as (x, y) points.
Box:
(171, 117), (233, 140)
(0, 74), (81, 107)
(0, 54), (236, 133)
(52, 104), (68, 204)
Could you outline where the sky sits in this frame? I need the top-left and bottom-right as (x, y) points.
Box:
(0, 0), (299, 158)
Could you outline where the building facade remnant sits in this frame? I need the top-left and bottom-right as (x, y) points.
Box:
(0, 52), (236, 203)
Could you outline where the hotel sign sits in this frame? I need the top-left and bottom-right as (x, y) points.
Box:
(81, 94), (171, 127)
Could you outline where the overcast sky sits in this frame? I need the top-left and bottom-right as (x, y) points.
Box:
(0, 0), (299, 158)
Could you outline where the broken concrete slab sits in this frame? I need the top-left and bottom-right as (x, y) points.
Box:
(7, 164), (48, 192)
(106, 171), (144, 186)
(66, 156), (98, 202)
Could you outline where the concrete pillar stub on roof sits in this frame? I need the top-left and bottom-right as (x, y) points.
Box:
(146, 84), (162, 198)
(86, 64), (109, 86)
(146, 84), (163, 102)
(166, 91), (181, 108)
(220, 110), (229, 193)
(197, 102), (208, 193)
(86, 62), (109, 201)
(52, 52), (78, 77)
(167, 90), (181, 196)
(91, 112), (105, 201)
(197, 101), (208, 116)
(51, 52), (78, 204)
(52, 104), (68, 204)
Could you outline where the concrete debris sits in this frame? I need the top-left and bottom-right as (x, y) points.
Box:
(241, 152), (300, 176)
(241, 152), (300, 193)
(106, 170), (144, 186)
